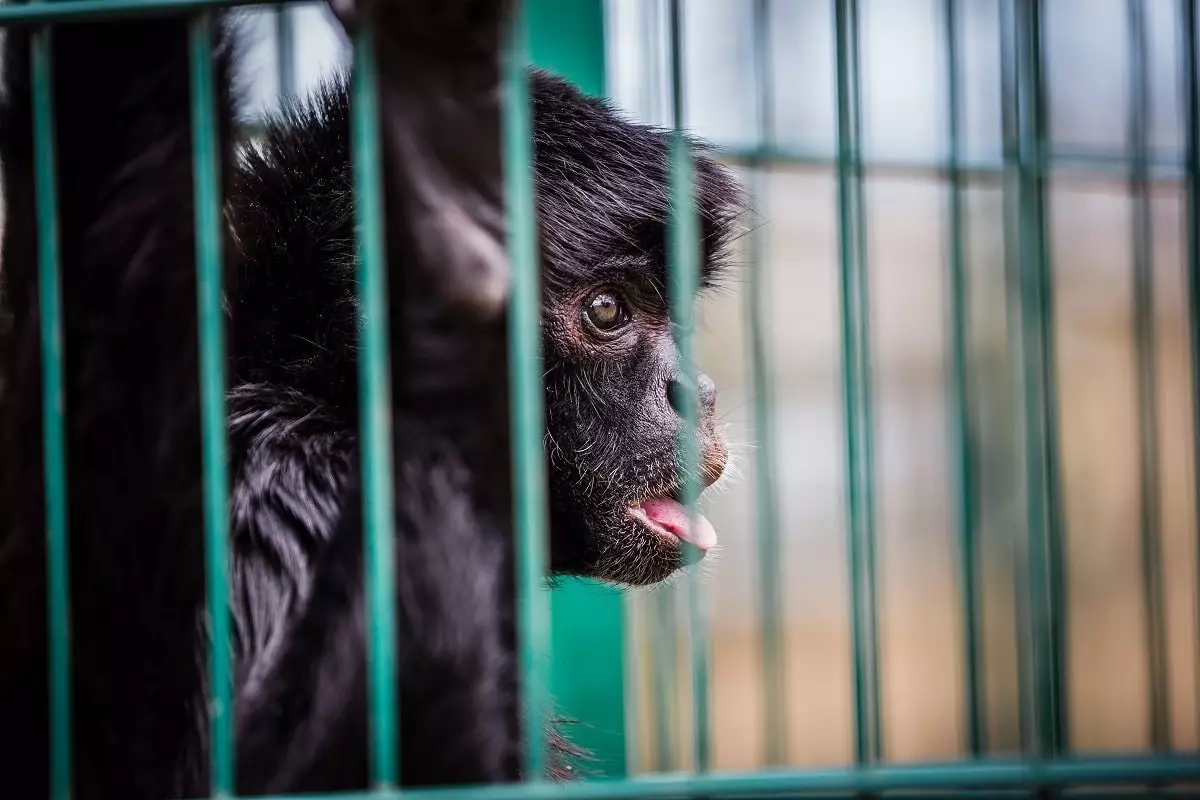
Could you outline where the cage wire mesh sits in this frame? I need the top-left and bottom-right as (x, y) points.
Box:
(8, 0), (1200, 796)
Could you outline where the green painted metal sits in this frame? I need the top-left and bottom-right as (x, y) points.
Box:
(350, 24), (399, 789)
(241, 754), (1200, 800)
(274, 5), (294, 100)
(1125, 0), (1169, 753)
(995, 0), (1033, 758)
(747, 0), (785, 769)
(504, 0), (552, 781)
(942, 0), (985, 757)
(189, 13), (234, 797)
(1010, 0), (1066, 759)
(666, 0), (710, 774)
(0, 0), (252, 23)
(30, 24), (71, 800)
(649, 590), (680, 772)
(547, 580), (628, 778)
(526, 0), (604, 95)
(645, 0), (688, 767)
(832, 0), (882, 766)
(525, 0), (628, 779)
(711, 146), (1189, 178)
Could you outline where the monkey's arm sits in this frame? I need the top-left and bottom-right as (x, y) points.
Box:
(228, 0), (522, 788)
(0, 16), (234, 797)
(225, 0), (523, 782)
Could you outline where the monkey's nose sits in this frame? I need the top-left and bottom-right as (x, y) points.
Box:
(668, 372), (718, 416)
(697, 372), (717, 411)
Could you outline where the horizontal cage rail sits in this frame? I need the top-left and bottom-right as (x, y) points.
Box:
(234, 755), (1200, 800)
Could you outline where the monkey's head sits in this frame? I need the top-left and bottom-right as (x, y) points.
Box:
(530, 72), (745, 586)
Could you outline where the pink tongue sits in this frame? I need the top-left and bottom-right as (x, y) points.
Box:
(639, 498), (717, 550)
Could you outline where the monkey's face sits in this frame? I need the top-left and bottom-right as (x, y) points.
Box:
(529, 70), (745, 585)
(542, 275), (729, 586)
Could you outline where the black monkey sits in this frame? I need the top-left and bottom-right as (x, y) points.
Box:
(224, 68), (741, 792)
(0, 3), (742, 799)
(230, 70), (743, 590)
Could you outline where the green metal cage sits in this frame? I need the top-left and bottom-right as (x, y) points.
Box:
(12, 0), (1200, 796)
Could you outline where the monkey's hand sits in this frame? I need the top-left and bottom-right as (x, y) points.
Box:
(327, 0), (512, 59)
(325, 0), (515, 319)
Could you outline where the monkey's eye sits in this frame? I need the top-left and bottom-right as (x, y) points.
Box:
(584, 291), (629, 333)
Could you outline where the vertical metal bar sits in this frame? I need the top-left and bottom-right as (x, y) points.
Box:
(666, 0), (710, 774)
(637, 0), (662, 125)
(504, 0), (551, 781)
(1127, 0), (1170, 753)
(528, 1), (629, 776)
(1012, 0), (1067, 759)
(30, 25), (70, 800)
(943, 0), (986, 757)
(188, 14), (234, 797)
(350, 24), (399, 789)
(1181, 0), (1200, 751)
(275, 5), (295, 101)
(997, 0), (1037, 757)
(748, 0), (786, 767)
(621, 598), (641, 774)
(650, 0), (678, 749)
(648, 2), (677, 764)
(832, 0), (882, 766)
(650, 591), (678, 771)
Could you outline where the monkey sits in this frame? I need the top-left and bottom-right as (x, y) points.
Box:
(230, 68), (742, 589)
(0, 1), (743, 797)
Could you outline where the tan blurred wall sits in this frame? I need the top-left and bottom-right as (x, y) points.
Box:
(626, 170), (1200, 773)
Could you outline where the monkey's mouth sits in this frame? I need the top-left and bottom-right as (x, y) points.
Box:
(627, 497), (717, 551)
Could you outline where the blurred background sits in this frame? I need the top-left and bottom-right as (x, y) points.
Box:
(230, 0), (1200, 778)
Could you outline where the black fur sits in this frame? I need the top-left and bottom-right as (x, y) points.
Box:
(0, 17), (231, 797)
(0, 2), (743, 796)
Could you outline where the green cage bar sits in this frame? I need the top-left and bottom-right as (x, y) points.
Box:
(0, 0), (255, 23)
(1125, 0), (1169, 753)
(349, 23), (399, 789)
(253, 752), (1200, 800)
(503, 0), (552, 782)
(646, 0), (684, 775)
(1010, 0), (1066, 759)
(996, 0), (1033, 758)
(832, 0), (882, 766)
(644, 11), (682, 773)
(747, 0), (785, 768)
(525, 0), (628, 778)
(942, 0), (985, 758)
(665, 0), (711, 776)
(274, 4), (294, 101)
(714, 146), (1184, 182)
(190, 11), (235, 796)
(647, 595), (665, 771)
(650, 589), (679, 772)
(30, 22), (71, 800)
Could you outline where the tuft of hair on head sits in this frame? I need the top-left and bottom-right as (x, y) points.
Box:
(527, 69), (749, 299)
